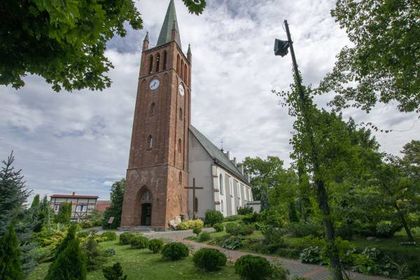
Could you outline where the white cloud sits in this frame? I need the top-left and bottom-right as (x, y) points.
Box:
(0, 0), (418, 201)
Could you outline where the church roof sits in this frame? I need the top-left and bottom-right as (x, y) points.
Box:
(157, 0), (182, 48)
(190, 125), (249, 184)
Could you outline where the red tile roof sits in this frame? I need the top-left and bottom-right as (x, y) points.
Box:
(95, 200), (111, 213)
(50, 194), (98, 199)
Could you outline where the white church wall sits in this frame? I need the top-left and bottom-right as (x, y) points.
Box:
(188, 133), (214, 219)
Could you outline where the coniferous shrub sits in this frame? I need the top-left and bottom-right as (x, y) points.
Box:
(130, 235), (149, 249)
(53, 223), (77, 258)
(161, 242), (189, 260)
(119, 232), (136, 245)
(103, 262), (127, 280)
(54, 202), (72, 224)
(84, 236), (105, 271)
(204, 210), (224, 226)
(198, 232), (211, 242)
(148, 239), (164, 253)
(45, 239), (87, 280)
(234, 255), (272, 280)
(213, 223), (224, 232)
(193, 248), (227, 271)
(0, 224), (24, 280)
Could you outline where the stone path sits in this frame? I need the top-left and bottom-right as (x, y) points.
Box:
(141, 229), (390, 280)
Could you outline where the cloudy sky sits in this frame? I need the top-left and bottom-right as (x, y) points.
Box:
(1, 0), (418, 201)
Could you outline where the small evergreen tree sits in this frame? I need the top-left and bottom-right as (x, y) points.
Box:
(84, 236), (105, 271)
(53, 224), (77, 259)
(45, 238), (87, 280)
(54, 202), (72, 224)
(0, 224), (24, 280)
(103, 262), (127, 280)
(0, 152), (30, 236)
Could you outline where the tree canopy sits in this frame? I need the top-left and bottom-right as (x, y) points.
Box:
(319, 0), (419, 113)
(0, 0), (206, 92)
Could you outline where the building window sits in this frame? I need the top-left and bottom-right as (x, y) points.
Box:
(178, 172), (182, 184)
(177, 55), (180, 73)
(155, 53), (160, 72)
(179, 108), (183, 121)
(178, 138), (182, 153)
(219, 174), (224, 195)
(149, 55), (153, 73)
(163, 51), (167, 70)
(147, 135), (153, 149)
(184, 64), (188, 83)
(150, 103), (155, 116)
(221, 200), (224, 212)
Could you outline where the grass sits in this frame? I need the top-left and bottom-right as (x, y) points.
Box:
(27, 240), (240, 280)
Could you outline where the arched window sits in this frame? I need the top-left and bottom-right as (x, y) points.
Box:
(184, 64), (187, 83)
(147, 135), (153, 149)
(149, 55), (153, 73)
(178, 138), (182, 153)
(163, 51), (168, 70)
(155, 53), (160, 72)
(178, 172), (182, 184)
(177, 55), (180, 74)
(141, 190), (151, 202)
(180, 60), (184, 80)
(150, 103), (155, 116)
(179, 108), (183, 121)
(219, 174), (224, 195)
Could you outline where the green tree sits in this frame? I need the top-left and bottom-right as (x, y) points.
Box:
(0, 152), (30, 236)
(0, 224), (24, 280)
(103, 262), (127, 280)
(103, 179), (126, 229)
(319, 0), (419, 113)
(54, 202), (72, 224)
(45, 238), (87, 280)
(0, 0), (206, 92)
(53, 223), (77, 259)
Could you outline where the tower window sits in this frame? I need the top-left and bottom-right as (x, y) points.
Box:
(150, 103), (155, 116)
(181, 60), (184, 80)
(147, 135), (153, 149)
(178, 172), (182, 184)
(163, 51), (167, 70)
(178, 138), (182, 153)
(219, 174), (224, 195)
(184, 64), (187, 83)
(177, 55), (180, 74)
(155, 53), (160, 72)
(149, 55), (153, 73)
(179, 108), (183, 121)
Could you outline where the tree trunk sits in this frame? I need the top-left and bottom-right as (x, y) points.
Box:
(394, 202), (414, 242)
(315, 179), (344, 280)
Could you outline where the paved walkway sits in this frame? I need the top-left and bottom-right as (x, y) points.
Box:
(141, 229), (390, 280)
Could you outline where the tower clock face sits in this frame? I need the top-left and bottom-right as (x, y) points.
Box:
(149, 79), (160, 91)
(178, 83), (185, 96)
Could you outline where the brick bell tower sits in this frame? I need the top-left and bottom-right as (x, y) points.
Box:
(121, 0), (191, 230)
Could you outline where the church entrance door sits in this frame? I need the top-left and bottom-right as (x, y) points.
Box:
(141, 203), (152, 226)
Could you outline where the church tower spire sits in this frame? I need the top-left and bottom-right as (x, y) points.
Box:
(121, 0), (191, 230)
(157, 0), (182, 48)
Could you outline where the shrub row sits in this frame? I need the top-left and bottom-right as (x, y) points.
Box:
(176, 219), (204, 230)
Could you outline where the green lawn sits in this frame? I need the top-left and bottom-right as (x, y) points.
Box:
(27, 240), (240, 280)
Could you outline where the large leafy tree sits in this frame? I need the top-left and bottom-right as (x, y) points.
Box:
(319, 0), (419, 113)
(0, 152), (30, 236)
(103, 179), (126, 229)
(0, 0), (206, 92)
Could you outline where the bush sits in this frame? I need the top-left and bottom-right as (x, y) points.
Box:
(259, 210), (284, 227)
(225, 223), (254, 236)
(224, 215), (242, 222)
(287, 223), (322, 237)
(276, 248), (301, 259)
(161, 242), (189, 260)
(193, 248), (227, 271)
(271, 264), (289, 280)
(204, 210), (224, 226)
(101, 231), (117, 241)
(198, 232), (211, 242)
(148, 239), (164, 254)
(84, 236), (106, 271)
(130, 235), (149, 249)
(235, 255), (272, 280)
(119, 232), (135, 245)
(242, 212), (260, 224)
(237, 206), (253, 215)
(213, 223), (224, 232)
(102, 262), (127, 280)
(104, 248), (116, 257)
(77, 231), (90, 239)
(176, 219), (204, 230)
(299, 246), (322, 264)
(262, 226), (285, 252)
(375, 221), (400, 238)
(193, 227), (202, 236)
(220, 236), (243, 250)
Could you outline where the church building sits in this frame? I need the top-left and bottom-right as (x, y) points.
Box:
(121, 0), (254, 230)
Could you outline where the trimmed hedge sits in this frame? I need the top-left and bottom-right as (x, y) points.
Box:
(130, 236), (149, 249)
(204, 210), (224, 226)
(193, 248), (227, 271)
(235, 255), (272, 280)
(198, 232), (211, 242)
(213, 223), (224, 232)
(161, 242), (189, 260)
(119, 232), (136, 245)
(101, 231), (117, 241)
(148, 239), (164, 254)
